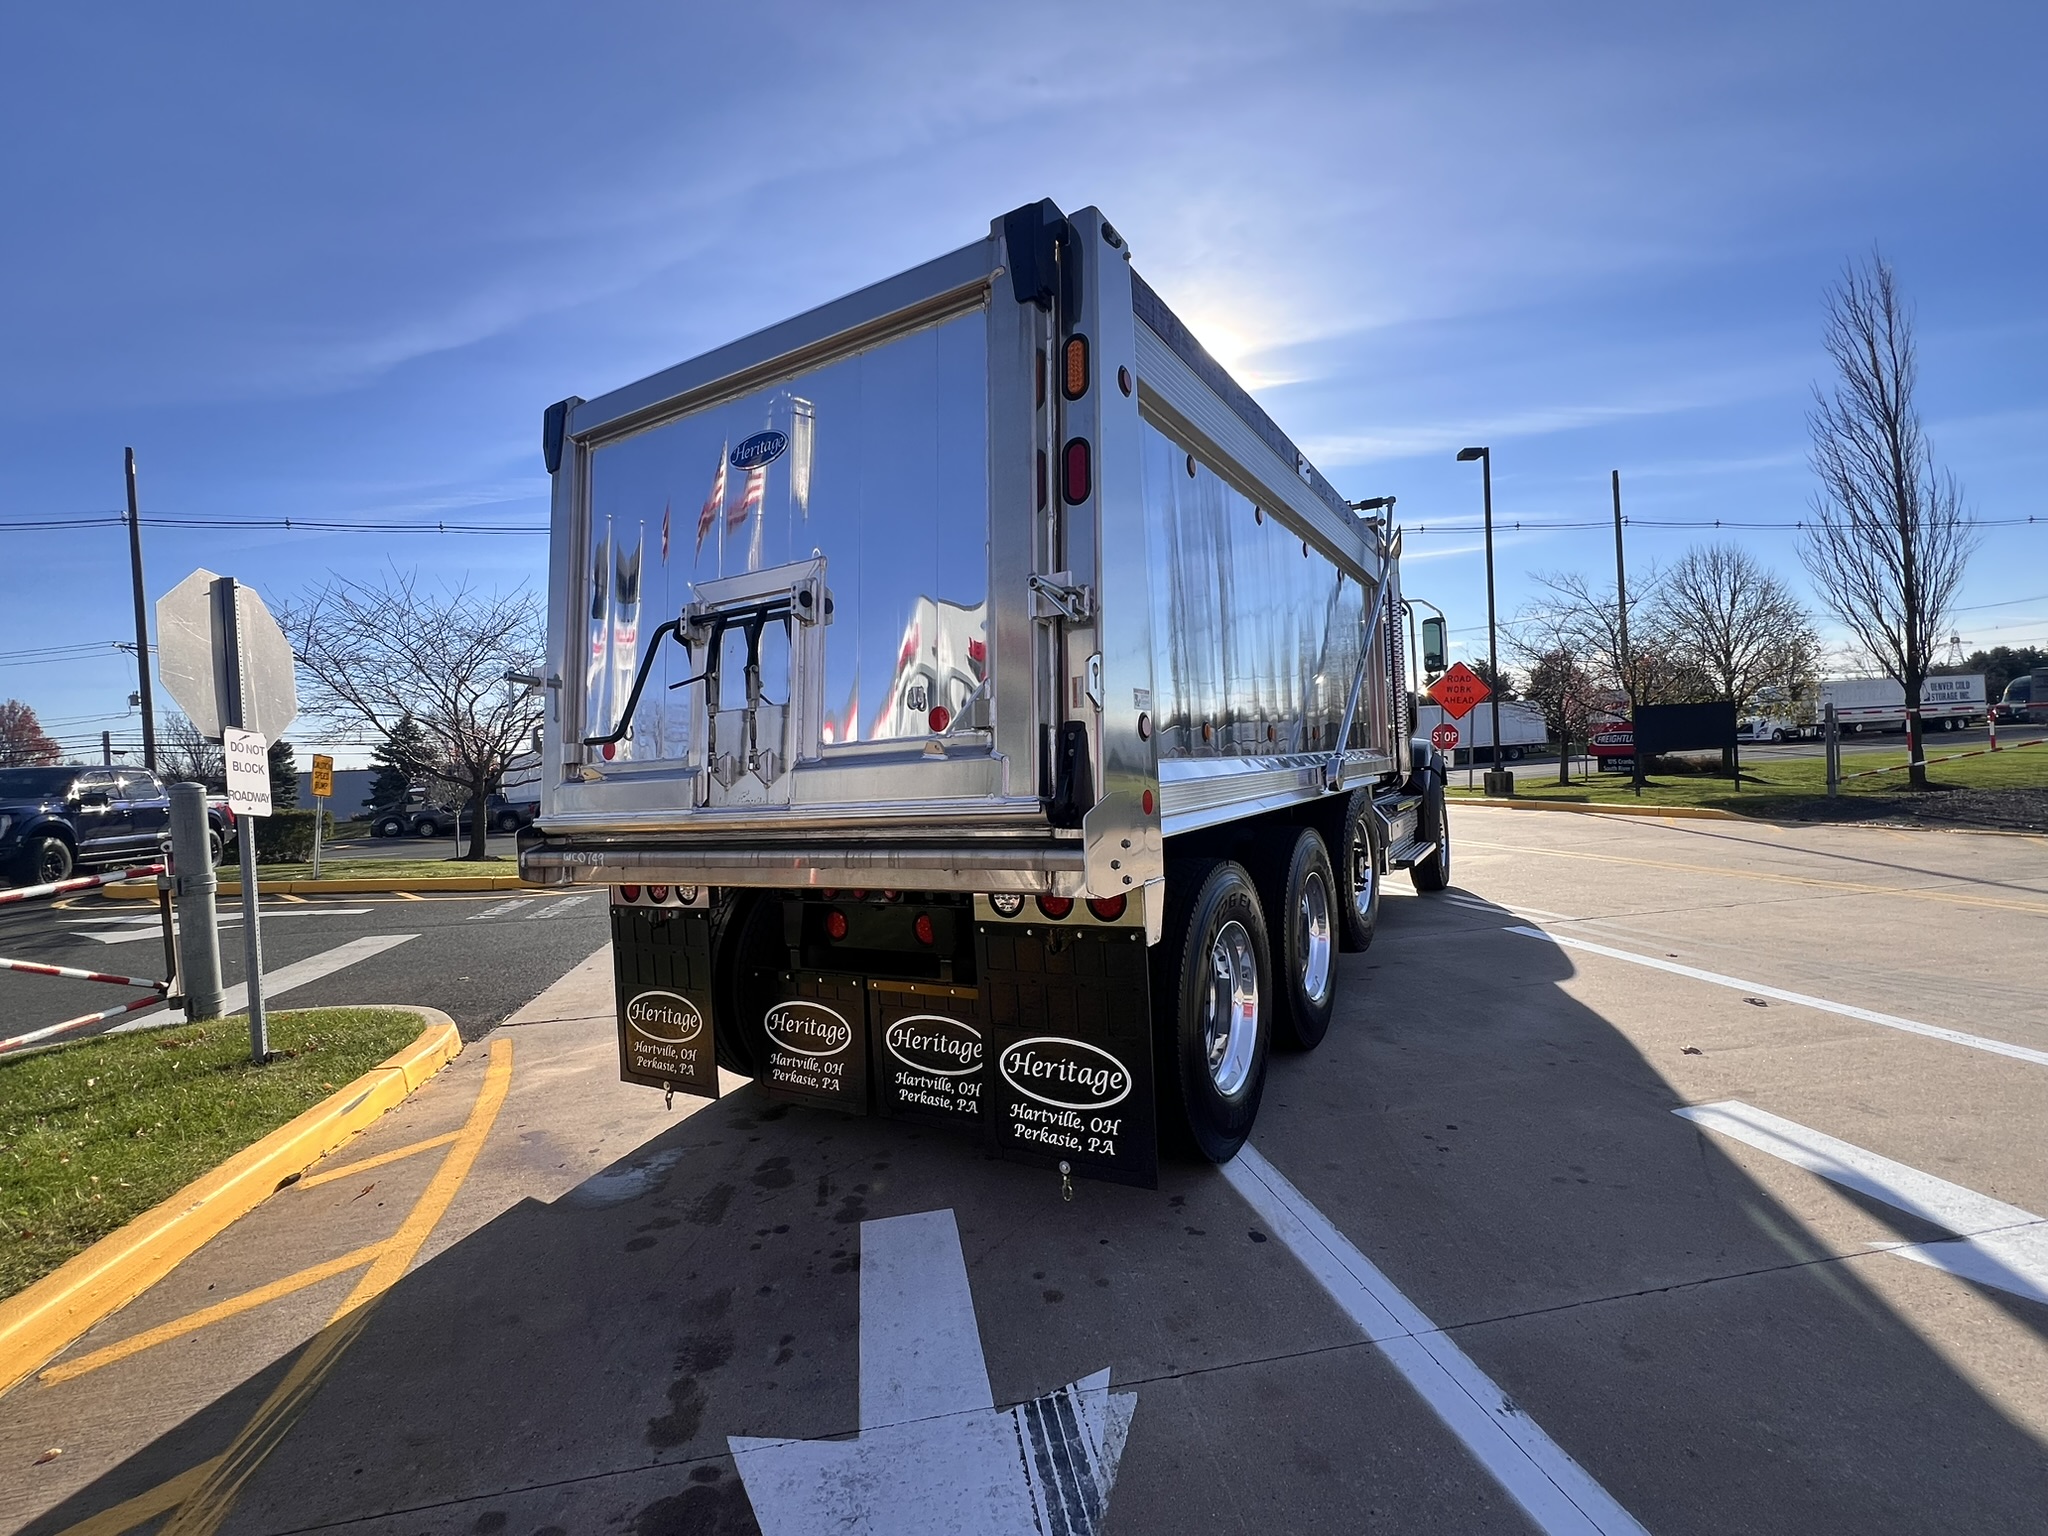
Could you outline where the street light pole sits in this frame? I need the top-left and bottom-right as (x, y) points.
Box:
(1457, 446), (1512, 796)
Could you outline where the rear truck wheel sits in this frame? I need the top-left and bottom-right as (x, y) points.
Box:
(414, 818), (440, 838)
(207, 826), (225, 867)
(495, 812), (520, 832)
(1412, 780), (1452, 893)
(24, 834), (75, 887)
(373, 814), (404, 838)
(1249, 829), (1338, 1051)
(713, 892), (780, 1077)
(1328, 789), (1382, 953)
(1152, 858), (1272, 1163)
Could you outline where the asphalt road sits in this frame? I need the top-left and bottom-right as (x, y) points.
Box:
(0, 879), (607, 1048)
(6, 810), (2046, 1534)
(1465, 722), (2006, 774)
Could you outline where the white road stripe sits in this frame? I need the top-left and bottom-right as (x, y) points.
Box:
(525, 894), (597, 919)
(74, 908), (372, 944)
(1508, 926), (2048, 1069)
(468, 897), (536, 921)
(1676, 1101), (2048, 1306)
(1222, 1145), (1651, 1536)
(859, 1209), (993, 1430)
(112, 934), (417, 1032)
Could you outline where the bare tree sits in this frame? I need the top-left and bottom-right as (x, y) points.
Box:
(1654, 544), (1820, 716)
(1517, 648), (1599, 785)
(1803, 251), (1976, 789)
(286, 573), (545, 859)
(1522, 570), (1698, 710)
(160, 711), (226, 789)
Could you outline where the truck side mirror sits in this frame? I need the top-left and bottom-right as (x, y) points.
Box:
(1420, 616), (1447, 675)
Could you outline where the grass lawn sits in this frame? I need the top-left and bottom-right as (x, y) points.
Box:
(1448, 738), (2048, 815)
(243, 856), (517, 882)
(0, 1008), (426, 1299)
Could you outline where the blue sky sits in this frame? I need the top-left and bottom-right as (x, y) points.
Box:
(3, 2), (2043, 764)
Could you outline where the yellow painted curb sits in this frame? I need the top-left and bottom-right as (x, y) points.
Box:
(0, 1009), (464, 1397)
(1452, 796), (1744, 821)
(102, 875), (525, 899)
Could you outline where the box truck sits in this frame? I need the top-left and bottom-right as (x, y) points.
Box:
(1414, 698), (1548, 763)
(1820, 675), (1986, 733)
(518, 201), (1450, 1186)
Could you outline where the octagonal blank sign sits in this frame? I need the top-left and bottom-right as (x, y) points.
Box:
(156, 568), (299, 742)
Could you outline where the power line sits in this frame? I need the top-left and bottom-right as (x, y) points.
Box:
(1, 512), (545, 535)
(1400, 515), (2048, 535)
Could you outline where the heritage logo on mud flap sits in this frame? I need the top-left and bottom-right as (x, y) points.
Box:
(765, 1001), (854, 1058)
(625, 991), (704, 1046)
(998, 1037), (1132, 1111)
(884, 1015), (982, 1077)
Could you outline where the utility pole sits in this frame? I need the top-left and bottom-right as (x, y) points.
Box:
(1613, 470), (1643, 793)
(126, 448), (178, 993)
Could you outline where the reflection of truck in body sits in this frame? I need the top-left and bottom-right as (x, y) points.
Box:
(1821, 675), (1985, 733)
(1993, 670), (2048, 727)
(1414, 698), (1547, 763)
(519, 200), (1452, 1186)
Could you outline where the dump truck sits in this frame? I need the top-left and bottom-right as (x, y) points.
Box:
(517, 200), (1450, 1186)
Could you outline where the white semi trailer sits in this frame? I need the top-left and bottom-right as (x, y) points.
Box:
(1820, 674), (1986, 733)
(518, 201), (1450, 1186)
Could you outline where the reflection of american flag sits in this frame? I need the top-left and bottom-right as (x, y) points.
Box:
(726, 465), (764, 532)
(660, 501), (670, 563)
(694, 445), (727, 557)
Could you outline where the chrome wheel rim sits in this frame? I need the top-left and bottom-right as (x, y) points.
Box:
(1350, 820), (1376, 922)
(1298, 869), (1334, 1005)
(1204, 918), (1260, 1097)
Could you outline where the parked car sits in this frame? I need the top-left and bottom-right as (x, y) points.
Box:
(0, 766), (231, 886)
(369, 793), (534, 839)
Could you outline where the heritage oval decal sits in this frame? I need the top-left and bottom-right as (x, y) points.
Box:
(625, 990), (704, 1046)
(998, 1036), (1132, 1110)
(731, 430), (788, 471)
(884, 1015), (982, 1078)
(764, 1000), (854, 1058)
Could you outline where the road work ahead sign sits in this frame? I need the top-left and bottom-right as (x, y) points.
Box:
(223, 728), (272, 817)
(1424, 661), (1491, 721)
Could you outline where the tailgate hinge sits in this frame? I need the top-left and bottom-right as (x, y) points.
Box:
(1029, 572), (1095, 624)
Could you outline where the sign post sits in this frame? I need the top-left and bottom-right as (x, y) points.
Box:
(157, 568), (297, 1063)
(310, 753), (334, 879)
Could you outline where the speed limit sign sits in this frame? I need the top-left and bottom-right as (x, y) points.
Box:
(1430, 722), (1460, 752)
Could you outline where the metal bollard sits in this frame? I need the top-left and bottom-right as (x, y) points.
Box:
(169, 783), (225, 1020)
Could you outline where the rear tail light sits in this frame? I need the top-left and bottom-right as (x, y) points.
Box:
(913, 913), (937, 946)
(618, 885), (641, 903)
(1062, 438), (1091, 504)
(1086, 896), (1127, 922)
(989, 893), (1026, 918)
(824, 908), (849, 941)
(1037, 895), (1074, 920)
(1063, 335), (1089, 400)
(929, 705), (951, 733)
(647, 885), (670, 904)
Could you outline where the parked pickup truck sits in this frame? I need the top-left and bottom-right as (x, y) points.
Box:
(0, 766), (233, 887)
(370, 793), (535, 839)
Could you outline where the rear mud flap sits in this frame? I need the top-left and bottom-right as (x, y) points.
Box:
(610, 905), (721, 1100)
(759, 972), (869, 1113)
(977, 923), (1158, 1188)
(870, 979), (986, 1130)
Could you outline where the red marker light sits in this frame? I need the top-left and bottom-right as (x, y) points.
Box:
(647, 885), (670, 904)
(1141, 789), (1154, 816)
(1037, 895), (1074, 920)
(618, 885), (640, 903)
(913, 913), (937, 946)
(1063, 438), (1091, 504)
(929, 705), (951, 733)
(824, 908), (849, 941)
(602, 741), (616, 761)
(1087, 896), (1127, 922)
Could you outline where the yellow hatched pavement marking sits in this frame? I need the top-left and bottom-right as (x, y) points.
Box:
(296, 1130), (461, 1189)
(1463, 839), (2048, 919)
(52, 1038), (514, 1536)
(39, 1244), (386, 1386)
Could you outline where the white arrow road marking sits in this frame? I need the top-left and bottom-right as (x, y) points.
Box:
(111, 934), (417, 1032)
(1676, 1101), (2048, 1306)
(729, 1209), (1136, 1536)
(1508, 926), (2048, 1069)
(1223, 1146), (1650, 1536)
(468, 897), (537, 921)
(71, 909), (373, 944)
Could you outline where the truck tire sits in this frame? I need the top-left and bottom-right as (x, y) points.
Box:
(207, 826), (225, 867)
(1411, 782), (1451, 893)
(373, 814), (405, 838)
(1152, 858), (1272, 1163)
(496, 811), (521, 833)
(1328, 789), (1381, 953)
(414, 818), (440, 838)
(21, 834), (74, 887)
(1248, 829), (1338, 1052)
(713, 892), (780, 1078)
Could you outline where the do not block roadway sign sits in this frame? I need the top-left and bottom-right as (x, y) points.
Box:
(224, 727), (273, 818)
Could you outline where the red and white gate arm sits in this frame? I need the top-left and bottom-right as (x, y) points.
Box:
(0, 993), (165, 1054)
(0, 957), (171, 992)
(0, 863), (164, 908)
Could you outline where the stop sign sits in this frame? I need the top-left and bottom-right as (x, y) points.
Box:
(1430, 722), (1460, 752)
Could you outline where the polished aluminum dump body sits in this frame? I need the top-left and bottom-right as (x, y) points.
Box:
(522, 204), (1401, 906)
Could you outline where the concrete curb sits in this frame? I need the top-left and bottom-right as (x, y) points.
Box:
(102, 874), (524, 899)
(0, 1008), (463, 1397)
(1451, 796), (1744, 821)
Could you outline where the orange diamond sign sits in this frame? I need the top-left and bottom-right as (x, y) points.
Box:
(1425, 661), (1492, 720)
